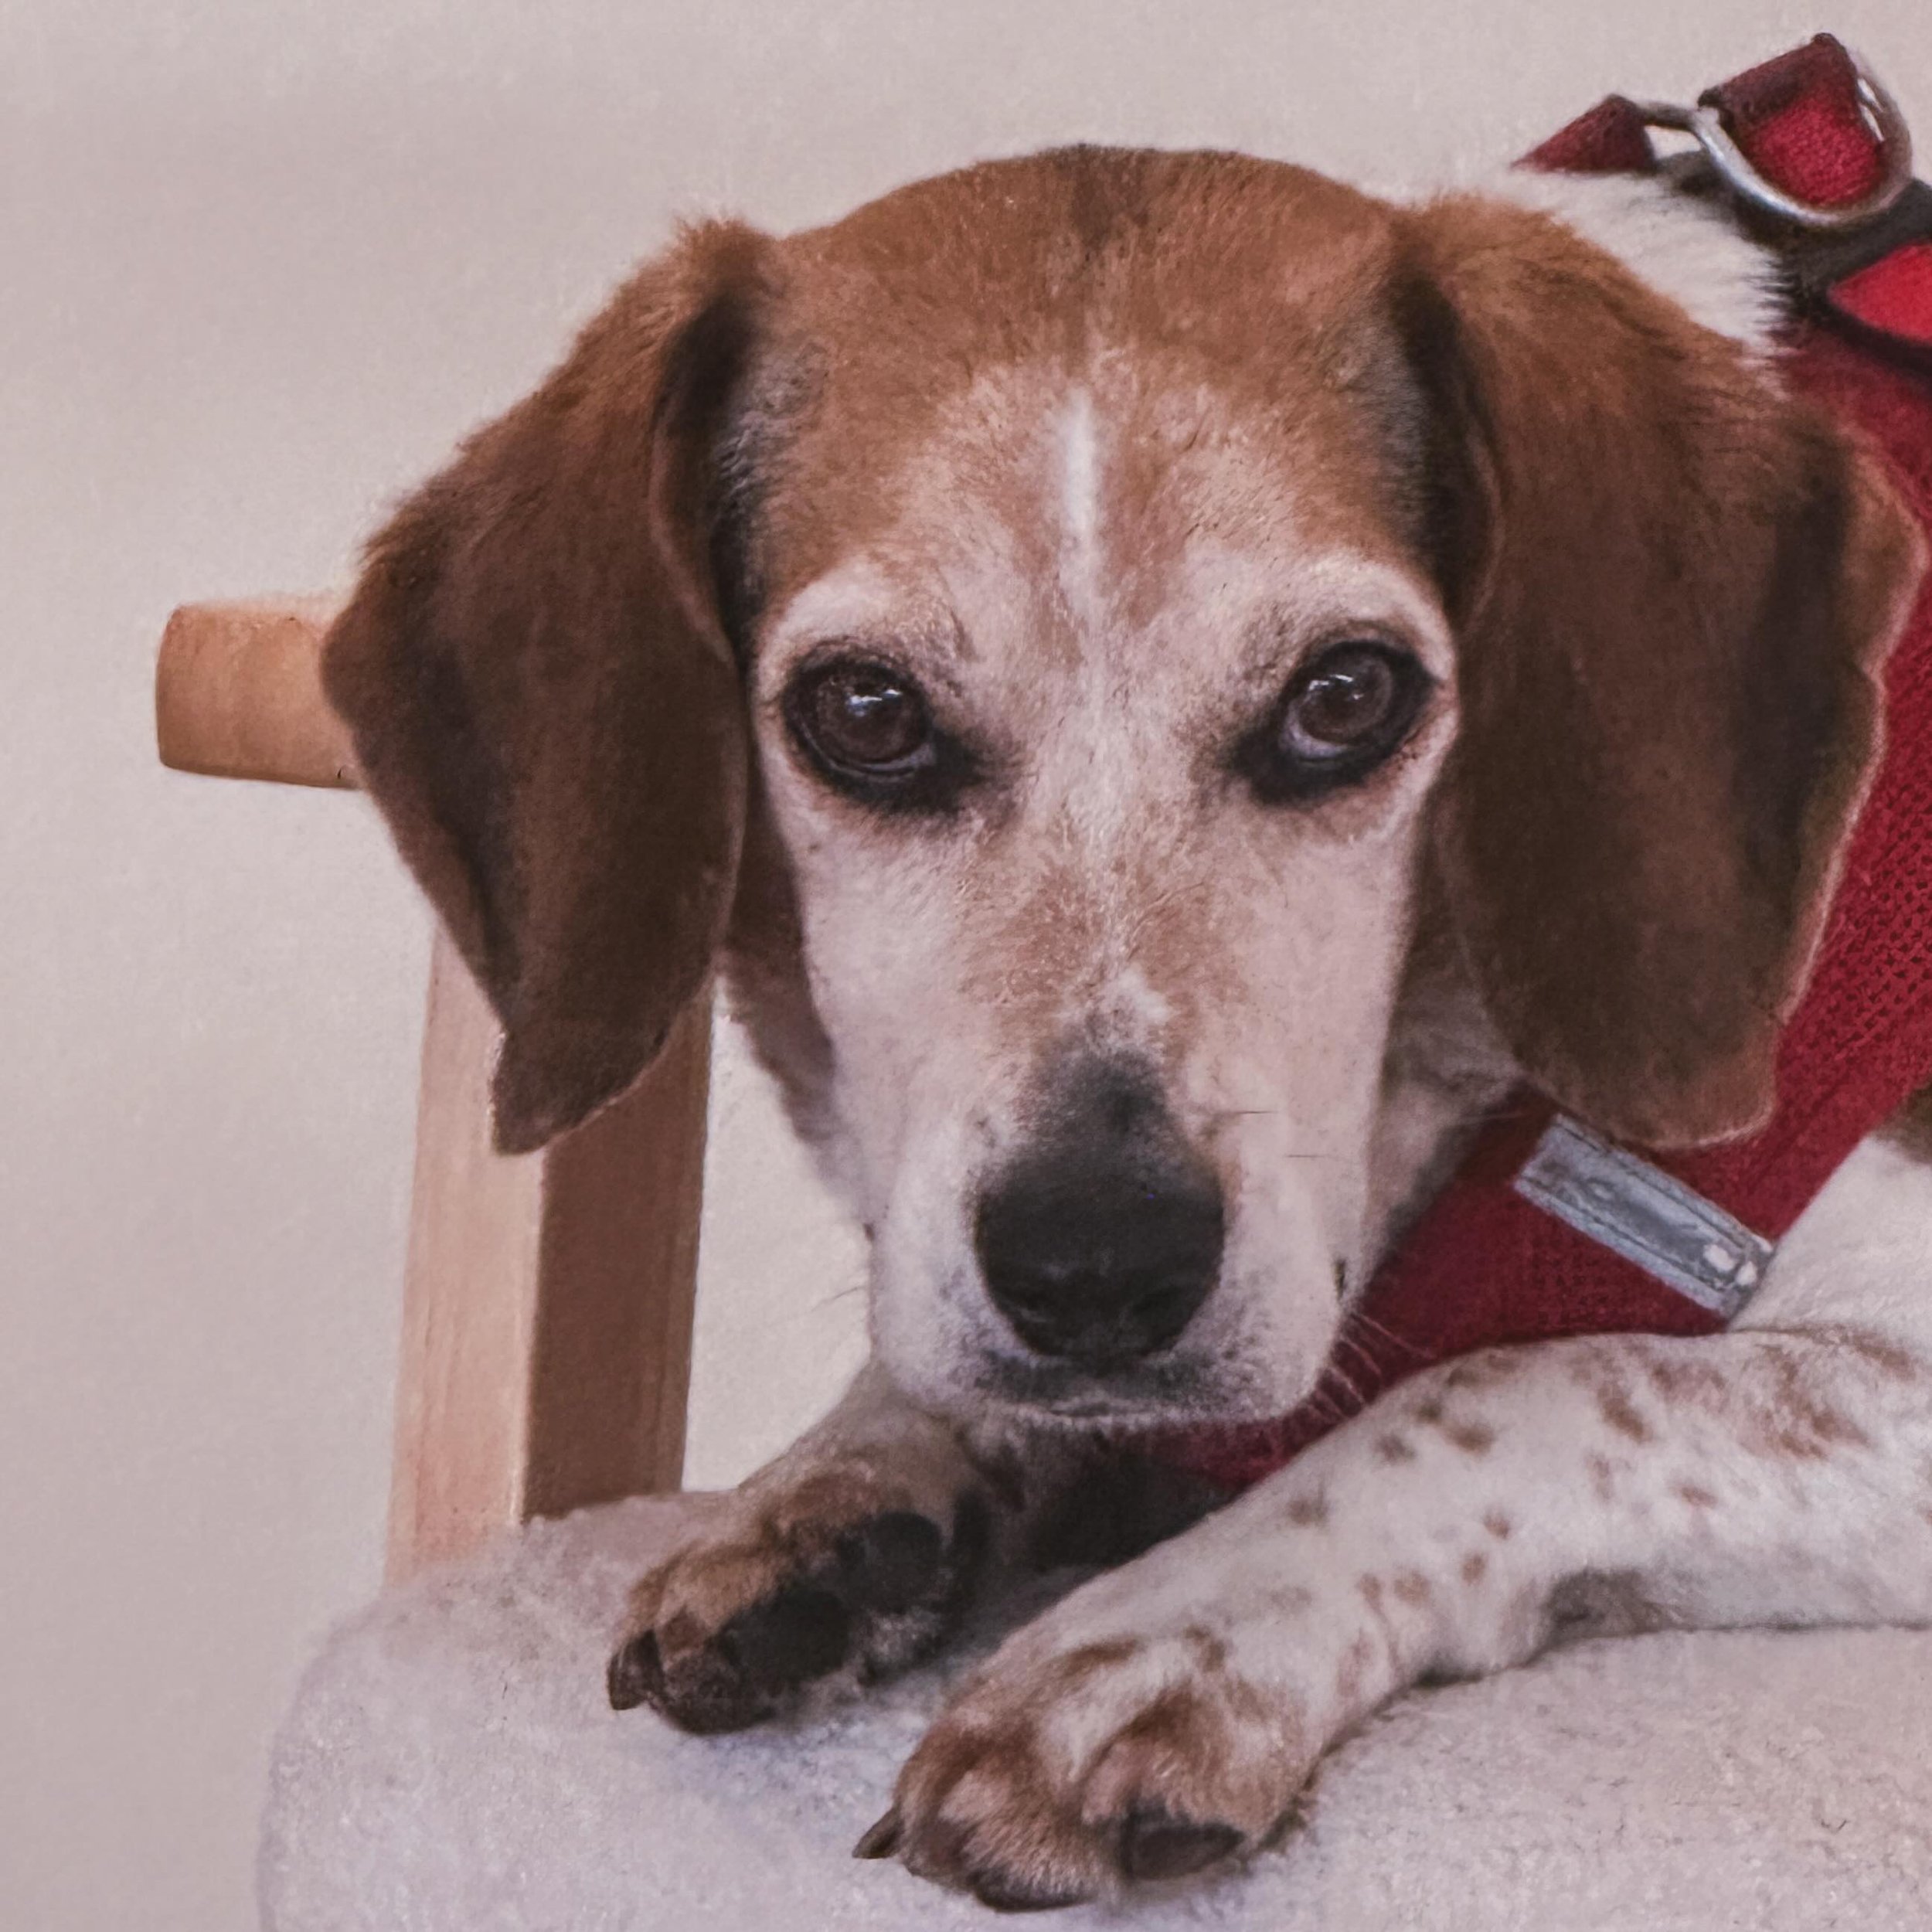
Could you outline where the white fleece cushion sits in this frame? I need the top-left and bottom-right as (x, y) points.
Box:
(260, 1497), (1932, 1931)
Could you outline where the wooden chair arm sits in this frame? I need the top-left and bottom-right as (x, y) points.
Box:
(155, 596), (708, 1580)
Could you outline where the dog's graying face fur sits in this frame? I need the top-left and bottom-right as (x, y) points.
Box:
(324, 146), (1917, 1440)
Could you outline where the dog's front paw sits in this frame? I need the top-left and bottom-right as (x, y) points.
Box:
(608, 1470), (986, 1733)
(862, 1618), (1311, 1909)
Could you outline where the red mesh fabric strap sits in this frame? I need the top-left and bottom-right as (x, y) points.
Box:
(1705, 33), (1888, 207)
(1522, 96), (1659, 177)
(1838, 247), (1932, 348)
(1158, 39), (1932, 1494)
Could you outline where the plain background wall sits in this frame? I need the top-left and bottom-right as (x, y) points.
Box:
(3, 3), (1927, 1926)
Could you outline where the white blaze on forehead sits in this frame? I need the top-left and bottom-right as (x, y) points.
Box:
(1058, 386), (1105, 621)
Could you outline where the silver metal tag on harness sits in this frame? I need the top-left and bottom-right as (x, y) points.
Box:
(1514, 1116), (1774, 1321)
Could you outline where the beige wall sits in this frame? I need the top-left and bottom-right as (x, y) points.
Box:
(4, 3), (1925, 1927)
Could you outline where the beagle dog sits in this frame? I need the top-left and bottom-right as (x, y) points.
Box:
(324, 147), (1931, 1910)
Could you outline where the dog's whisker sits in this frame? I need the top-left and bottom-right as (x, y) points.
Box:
(1347, 1311), (1431, 1363)
(1324, 1359), (1369, 1413)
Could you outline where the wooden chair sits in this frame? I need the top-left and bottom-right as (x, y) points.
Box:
(155, 597), (711, 1580)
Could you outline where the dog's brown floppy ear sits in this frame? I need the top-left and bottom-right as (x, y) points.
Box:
(1402, 195), (1924, 1148)
(324, 223), (769, 1152)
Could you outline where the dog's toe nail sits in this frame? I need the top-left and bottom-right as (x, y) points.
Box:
(852, 1807), (903, 1859)
(1117, 1805), (1243, 1883)
(606, 1631), (664, 1712)
(838, 1511), (946, 1611)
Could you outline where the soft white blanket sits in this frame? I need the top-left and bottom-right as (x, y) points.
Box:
(260, 1497), (1932, 1930)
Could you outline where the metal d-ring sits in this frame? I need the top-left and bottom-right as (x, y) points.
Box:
(1634, 50), (1913, 233)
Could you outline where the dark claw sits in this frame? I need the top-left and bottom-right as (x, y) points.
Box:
(1116, 1806), (1243, 1883)
(606, 1631), (665, 1712)
(852, 1808), (904, 1859)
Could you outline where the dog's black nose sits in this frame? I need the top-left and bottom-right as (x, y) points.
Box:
(974, 1064), (1223, 1369)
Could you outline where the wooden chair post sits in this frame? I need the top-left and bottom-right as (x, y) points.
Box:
(156, 599), (709, 1580)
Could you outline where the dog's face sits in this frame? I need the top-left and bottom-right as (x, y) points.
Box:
(739, 179), (1461, 1425)
(324, 151), (1918, 1433)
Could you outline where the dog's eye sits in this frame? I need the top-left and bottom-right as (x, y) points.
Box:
(796, 662), (930, 768)
(784, 658), (971, 810)
(1240, 641), (1432, 803)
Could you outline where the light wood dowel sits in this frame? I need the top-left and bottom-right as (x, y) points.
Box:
(156, 597), (355, 788)
(386, 930), (711, 1580)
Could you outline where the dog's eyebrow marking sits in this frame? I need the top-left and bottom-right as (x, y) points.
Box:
(759, 563), (975, 679)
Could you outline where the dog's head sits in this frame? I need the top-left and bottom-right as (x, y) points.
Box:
(325, 149), (1923, 1432)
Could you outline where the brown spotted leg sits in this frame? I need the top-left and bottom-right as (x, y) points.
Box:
(871, 1139), (1932, 1907)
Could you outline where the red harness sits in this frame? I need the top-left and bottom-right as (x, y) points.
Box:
(1164, 36), (1932, 1494)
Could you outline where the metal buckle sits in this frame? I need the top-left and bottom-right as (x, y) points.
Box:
(1634, 49), (1913, 233)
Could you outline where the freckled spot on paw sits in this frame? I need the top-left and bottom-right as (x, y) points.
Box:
(1645, 1353), (1728, 1401)
(1335, 1631), (1376, 1703)
(1049, 1638), (1142, 1693)
(1597, 1387), (1654, 1442)
(1808, 1401), (1865, 1446)
(1838, 1330), (1917, 1379)
(1375, 1434), (1416, 1464)
(1461, 1552), (1488, 1585)
(1743, 1345), (1874, 1461)
(1765, 1400), (1869, 1460)
(1444, 1352), (1521, 1393)
(1182, 1624), (1230, 1671)
(1483, 1511), (1513, 1540)
(1287, 1493), (1329, 1527)
(1677, 1481), (1718, 1509)
(1392, 1570), (1431, 1607)
(1413, 1397), (1445, 1426)
(1358, 1574), (1384, 1609)
(1587, 1452), (1617, 1501)
(1444, 1420), (1495, 1455)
